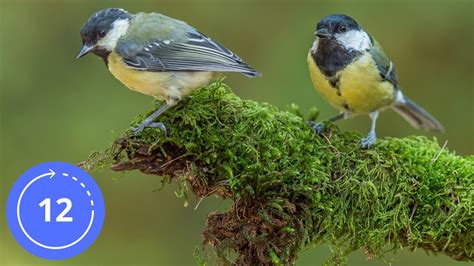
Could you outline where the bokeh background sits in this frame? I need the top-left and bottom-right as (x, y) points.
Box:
(1, 0), (472, 265)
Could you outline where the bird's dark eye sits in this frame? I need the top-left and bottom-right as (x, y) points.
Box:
(98, 30), (106, 38)
(339, 25), (347, 33)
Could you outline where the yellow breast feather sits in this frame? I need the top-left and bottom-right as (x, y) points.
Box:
(107, 51), (214, 102)
(308, 51), (395, 114)
(307, 52), (346, 111)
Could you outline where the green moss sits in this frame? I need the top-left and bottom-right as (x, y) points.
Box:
(85, 80), (473, 265)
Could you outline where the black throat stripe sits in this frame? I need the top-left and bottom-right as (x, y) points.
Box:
(312, 38), (362, 78)
(92, 48), (111, 67)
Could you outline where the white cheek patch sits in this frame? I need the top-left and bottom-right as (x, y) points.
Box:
(97, 19), (130, 50)
(311, 38), (319, 53)
(336, 30), (371, 51)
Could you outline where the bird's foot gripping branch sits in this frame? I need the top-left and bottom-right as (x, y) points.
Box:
(83, 81), (473, 265)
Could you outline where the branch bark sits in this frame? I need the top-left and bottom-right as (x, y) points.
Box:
(83, 81), (473, 265)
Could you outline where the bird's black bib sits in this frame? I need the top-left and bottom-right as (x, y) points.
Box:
(312, 39), (362, 78)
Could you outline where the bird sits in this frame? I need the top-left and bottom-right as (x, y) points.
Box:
(77, 8), (260, 134)
(307, 14), (444, 148)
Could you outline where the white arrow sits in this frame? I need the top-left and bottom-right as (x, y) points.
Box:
(47, 169), (55, 179)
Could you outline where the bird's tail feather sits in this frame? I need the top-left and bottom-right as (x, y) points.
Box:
(239, 64), (261, 78)
(392, 96), (444, 132)
(242, 71), (261, 78)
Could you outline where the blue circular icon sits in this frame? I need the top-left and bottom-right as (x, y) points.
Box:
(6, 162), (105, 260)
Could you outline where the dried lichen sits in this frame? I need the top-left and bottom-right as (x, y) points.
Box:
(83, 80), (474, 265)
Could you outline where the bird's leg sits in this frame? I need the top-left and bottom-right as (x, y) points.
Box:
(310, 112), (346, 134)
(132, 94), (181, 134)
(360, 111), (379, 149)
(132, 103), (172, 134)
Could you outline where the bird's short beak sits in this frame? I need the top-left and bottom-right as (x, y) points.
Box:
(315, 29), (331, 38)
(76, 44), (94, 59)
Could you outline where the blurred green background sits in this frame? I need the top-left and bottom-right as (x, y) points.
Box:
(1, 0), (472, 265)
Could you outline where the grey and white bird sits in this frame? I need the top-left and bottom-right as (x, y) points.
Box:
(77, 8), (260, 133)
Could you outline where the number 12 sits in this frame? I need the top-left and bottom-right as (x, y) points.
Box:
(38, 198), (73, 222)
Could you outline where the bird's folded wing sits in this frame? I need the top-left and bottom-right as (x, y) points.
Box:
(116, 31), (260, 77)
(369, 38), (398, 86)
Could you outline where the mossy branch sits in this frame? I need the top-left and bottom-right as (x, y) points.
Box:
(83, 80), (473, 265)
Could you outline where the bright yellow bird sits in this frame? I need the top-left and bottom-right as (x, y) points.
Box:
(308, 14), (443, 148)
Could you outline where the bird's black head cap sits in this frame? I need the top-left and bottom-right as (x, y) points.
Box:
(79, 8), (131, 46)
(315, 14), (361, 38)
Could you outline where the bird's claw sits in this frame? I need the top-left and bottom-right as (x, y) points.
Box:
(149, 122), (167, 135)
(308, 121), (325, 134)
(360, 132), (377, 149)
(131, 122), (167, 135)
(131, 125), (146, 135)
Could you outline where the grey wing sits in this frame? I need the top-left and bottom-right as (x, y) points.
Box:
(117, 31), (260, 77)
(369, 38), (398, 87)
